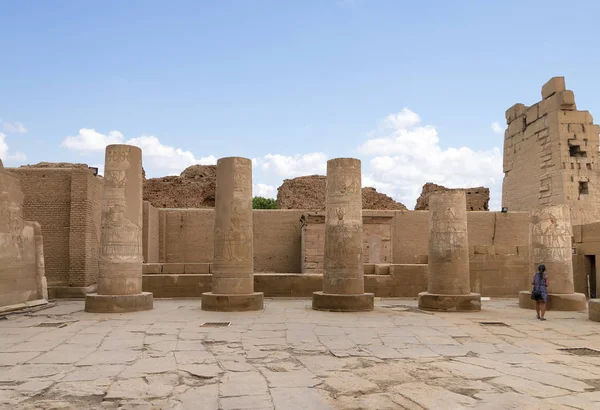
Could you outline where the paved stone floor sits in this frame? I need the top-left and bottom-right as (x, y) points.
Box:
(1, 298), (600, 409)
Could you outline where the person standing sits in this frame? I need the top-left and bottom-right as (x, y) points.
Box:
(531, 264), (548, 320)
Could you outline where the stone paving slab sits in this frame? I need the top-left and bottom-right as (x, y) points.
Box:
(0, 298), (599, 409)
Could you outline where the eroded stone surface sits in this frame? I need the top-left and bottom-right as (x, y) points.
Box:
(0, 298), (599, 409)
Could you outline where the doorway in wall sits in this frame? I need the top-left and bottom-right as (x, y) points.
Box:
(585, 255), (596, 299)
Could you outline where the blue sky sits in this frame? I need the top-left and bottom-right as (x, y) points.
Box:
(2, 0), (600, 209)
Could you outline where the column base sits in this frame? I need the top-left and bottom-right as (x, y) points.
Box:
(418, 292), (481, 312)
(518, 291), (586, 311)
(84, 292), (153, 313)
(312, 291), (374, 312)
(201, 292), (264, 312)
(589, 299), (600, 322)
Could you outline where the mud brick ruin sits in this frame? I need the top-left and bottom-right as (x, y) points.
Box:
(3, 76), (600, 321)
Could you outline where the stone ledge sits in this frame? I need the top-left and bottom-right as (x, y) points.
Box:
(48, 284), (97, 299)
(312, 291), (374, 312)
(201, 292), (264, 312)
(84, 292), (154, 313)
(518, 291), (586, 311)
(589, 299), (600, 322)
(418, 292), (481, 312)
(0, 299), (49, 315)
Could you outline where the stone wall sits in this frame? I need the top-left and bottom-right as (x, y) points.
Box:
(148, 207), (530, 297)
(414, 183), (490, 211)
(0, 164), (47, 309)
(502, 77), (600, 226)
(10, 167), (104, 296)
(573, 222), (600, 297)
(152, 207), (304, 273)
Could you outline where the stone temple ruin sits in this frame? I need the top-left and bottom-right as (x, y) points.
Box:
(1, 76), (600, 317)
(3, 76), (600, 408)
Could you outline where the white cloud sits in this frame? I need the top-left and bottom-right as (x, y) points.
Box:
(359, 108), (503, 210)
(257, 152), (327, 177)
(253, 183), (276, 198)
(491, 122), (505, 135)
(62, 129), (124, 152)
(2, 121), (28, 134)
(61, 129), (217, 177)
(0, 133), (27, 164)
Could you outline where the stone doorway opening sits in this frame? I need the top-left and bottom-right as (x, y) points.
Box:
(585, 255), (596, 299)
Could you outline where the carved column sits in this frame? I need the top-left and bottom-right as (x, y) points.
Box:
(418, 191), (481, 311)
(518, 205), (586, 311)
(85, 144), (153, 313)
(312, 158), (374, 311)
(201, 157), (263, 311)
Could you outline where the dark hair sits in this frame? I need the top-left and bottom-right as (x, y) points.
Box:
(537, 264), (546, 279)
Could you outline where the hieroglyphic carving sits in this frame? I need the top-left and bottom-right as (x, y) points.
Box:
(214, 205), (252, 262)
(530, 206), (572, 263)
(429, 200), (468, 262)
(99, 145), (142, 263)
(100, 203), (142, 262)
(323, 158), (364, 289)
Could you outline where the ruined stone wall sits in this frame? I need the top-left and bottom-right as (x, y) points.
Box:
(143, 201), (159, 263)
(10, 167), (104, 291)
(11, 168), (72, 286)
(157, 208), (304, 273)
(146, 209), (529, 297)
(0, 165), (45, 308)
(414, 183), (490, 211)
(299, 210), (530, 296)
(301, 211), (393, 274)
(502, 77), (600, 226)
(573, 222), (600, 297)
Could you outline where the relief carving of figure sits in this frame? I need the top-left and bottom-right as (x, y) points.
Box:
(104, 170), (127, 189)
(100, 203), (141, 261)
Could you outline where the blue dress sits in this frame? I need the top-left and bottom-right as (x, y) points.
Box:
(533, 273), (548, 302)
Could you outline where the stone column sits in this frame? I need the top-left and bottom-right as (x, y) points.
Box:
(418, 191), (481, 311)
(312, 158), (374, 311)
(518, 205), (586, 311)
(201, 157), (263, 311)
(85, 145), (153, 313)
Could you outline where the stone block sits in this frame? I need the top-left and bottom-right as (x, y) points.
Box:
(201, 292), (264, 312)
(184, 263), (210, 274)
(568, 123), (584, 134)
(417, 292), (481, 312)
(506, 117), (525, 137)
(84, 292), (153, 313)
(518, 291), (586, 311)
(48, 284), (98, 299)
(142, 263), (162, 274)
(526, 105), (539, 125)
(539, 90), (576, 115)
(364, 264), (375, 275)
(143, 274), (212, 297)
(589, 299), (600, 322)
(162, 263), (185, 274)
(541, 77), (566, 99)
(374, 264), (390, 275)
(558, 110), (594, 124)
(573, 224), (583, 243)
(505, 103), (527, 123)
(312, 291), (374, 312)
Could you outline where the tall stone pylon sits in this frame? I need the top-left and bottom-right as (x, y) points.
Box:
(418, 191), (481, 311)
(201, 157), (264, 311)
(312, 158), (374, 311)
(85, 145), (153, 313)
(519, 204), (586, 311)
